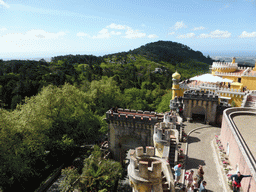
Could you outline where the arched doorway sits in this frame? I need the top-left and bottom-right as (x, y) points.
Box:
(191, 106), (206, 122)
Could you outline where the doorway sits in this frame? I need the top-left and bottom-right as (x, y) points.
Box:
(191, 106), (206, 123)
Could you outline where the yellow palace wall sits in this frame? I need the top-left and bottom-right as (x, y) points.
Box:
(218, 75), (256, 90)
(241, 76), (256, 90)
(212, 68), (236, 73)
(217, 92), (243, 107)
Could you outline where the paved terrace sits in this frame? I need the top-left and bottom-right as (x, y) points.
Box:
(232, 114), (256, 161)
(181, 122), (225, 192)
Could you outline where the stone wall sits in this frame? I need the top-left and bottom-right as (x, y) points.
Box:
(127, 146), (175, 192)
(220, 108), (256, 192)
(182, 90), (218, 124)
(106, 109), (159, 162)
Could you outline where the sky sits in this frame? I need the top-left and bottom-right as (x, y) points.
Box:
(1, 0), (256, 59)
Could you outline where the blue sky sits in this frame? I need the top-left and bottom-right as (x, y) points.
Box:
(0, 0), (256, 59)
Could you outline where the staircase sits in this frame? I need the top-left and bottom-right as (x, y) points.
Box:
(169, 136), (177, 167)
(245, 94), (256, 108)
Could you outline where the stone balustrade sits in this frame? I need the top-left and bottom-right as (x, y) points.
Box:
(180, 83), (247, 97)
(215, 70), (256, 77)
(215, 72), (242, 76)
(212, 62), (238, 69)
(242, 72), (256, 77)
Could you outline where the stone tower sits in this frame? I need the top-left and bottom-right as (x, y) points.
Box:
(153, 117), (180, 167)
(127, 146), (174, 192)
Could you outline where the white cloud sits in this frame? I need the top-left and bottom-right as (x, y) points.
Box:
(0, 27), (7, 31)
(27, 30), (66, 39)
(176, 33), (195, 39)
(124, 27), (146, 39)
(110, 31), (122, 35)
(1, 30), (66, 41)
(106, 23), (127, 30)
(148, 34), (158, 38)
(77, 29), (121, 39)
(77, 32), (90, 37)
(0, 29), (68, 54)
(173, 21), (187, 30)
(79, 23), (152, 40)
(192, 26), (205, 31)
(198, 33), (208, 38)
(0, 0), (10, 8)
(198, 30), (231, 38)
(168, 32), (175, 35)
(239, 31), (256, 38)
(92, 28), (111, 39)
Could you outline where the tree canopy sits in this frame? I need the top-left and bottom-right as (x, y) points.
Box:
(0, 84), (106, 190)
(59, 145), (122, 192)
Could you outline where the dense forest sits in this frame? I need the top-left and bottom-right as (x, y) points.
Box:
(0, 41), (213, 191)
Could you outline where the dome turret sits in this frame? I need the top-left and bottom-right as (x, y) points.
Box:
(172, 71), (181, 80)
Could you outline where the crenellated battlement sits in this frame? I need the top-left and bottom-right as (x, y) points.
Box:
(153, 122), (174, 142)
(238, 66), (253, 70)
(212, 62), (238, 68)
(183, 90), (218, 101)
(106, 109), (164, 162)
(106, 108), (160, 124)
(129, 146), (162, 180)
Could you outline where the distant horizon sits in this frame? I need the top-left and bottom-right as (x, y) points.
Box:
(1, 49), (256, 62)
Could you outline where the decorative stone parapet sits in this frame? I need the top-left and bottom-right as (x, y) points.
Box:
(242, 72), (256, 77)
(128, 146), (175, 192)
(238, 67), (251, 70)
(129, 146), (162, 180)
(106, 110), (159, 125)
(212, 62), (238, 68)
(215, 71), (241, 76)
(180, 84), (247, 97)
(153, 122), (175, 142)
(183, 90), (219, 101)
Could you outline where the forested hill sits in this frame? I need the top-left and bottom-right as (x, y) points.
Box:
(50, 41), (213, 65)
(0, 41), (213, 111)
(105, 40), (213, 65)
